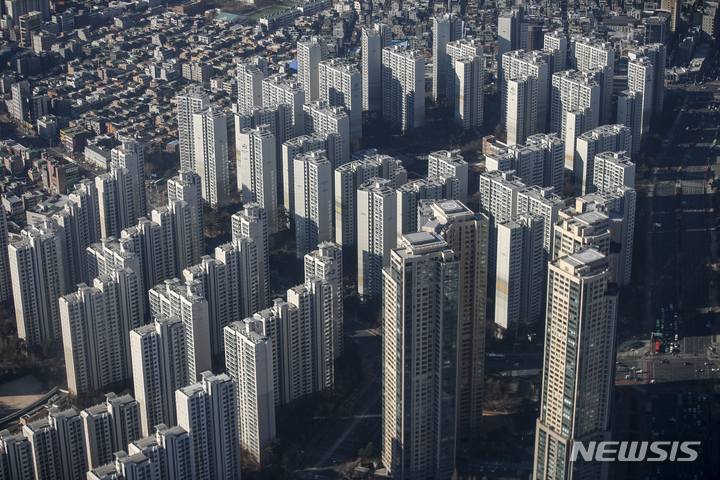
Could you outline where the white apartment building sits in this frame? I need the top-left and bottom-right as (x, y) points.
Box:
(125, 424), (194, 480)
(533, 249), (617, 480)
(543, 30), (568, 73)
(130, 317), (189, 437)
(573, 124), (632, 196)
(505, 75), (536, 145)
(237, 126), (279, 234)
(9, 220), (67, 347)
(0, 429), (34, 480)
(362, 23), (391, 111)
(282, 132), (342, 224)
(23, 407), (87, 480)
(224, 321), (276, 466)
(432, 13), (464, 101)
(357, 178), (397, 298)
(167, 171), (204, 272)
(303, 100), (351, 164)
(453, 55), (484, 130)
(617, 90), (643, 155)
(193, 105), (230, 209)
(501, 50), (551, 132)
(381, 45), (425, 131)
(149, 278), (211, 383)
(111, 138), (146, 223)
(231, 203), (270, 310)
(176, 86), (210, 171)
(81, 393), (141, 469)
(592, 151), (635, 193)
(550, 69), (602, 138)
(293, 150), (333, 258)
(176, 372), (241, 480)
(184, 238), (262, 357)
(304, 242), (344, 359)
(571, 38), (615, 125)
(319, 59), (362, 141)
(396, 175), (462, 236)
(446, 37), (482, 101)
(297, 36), (328, 102)
(261, 76), (305, 137)
(428, 149), (468, 203)
(627, 56), (654, 137)
(489, 134), (564, 194)
(60, 268), (143, 395)
(495, 213), (544, 330)
(236, 63), (263, 114)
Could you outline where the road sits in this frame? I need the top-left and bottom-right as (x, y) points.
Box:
(644, 83), (720, 380)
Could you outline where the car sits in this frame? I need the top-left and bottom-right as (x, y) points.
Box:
(696, 369), (704, 373)
(705, 362), (713, 365)
(661, 359), (669, 364)
(685, 362), (693, 365)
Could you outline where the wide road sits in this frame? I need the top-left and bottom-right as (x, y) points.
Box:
(646, 84), (719, 376)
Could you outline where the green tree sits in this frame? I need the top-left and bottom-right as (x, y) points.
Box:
(358, 441), (374, 458)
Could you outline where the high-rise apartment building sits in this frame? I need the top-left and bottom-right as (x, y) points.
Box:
(357, 178), (397, 298)
(231, 203), (270, 310)
(550, 69), (602, 138)
(396, 175), (463, 235)
(445, 38), (482, 101)
(23, 407), (87, 480)
(428, 149), (468, 203)
(498, 6), (526, 91)
(224, 321), (276, 466)
(261, 76), (305, 137)
(488, 134), (564, 194)
(167, 171), (204, 272)
(501, 49), (551, 133)
(130, 317), (189, 437)
(573, 124), (632, 196)
(282, 133), (342, 223)
(303, 100), (351, 164)
(0, 193), (11, 303)
(9, 220), (67, 347)
(236, 63), (264, 114)
(505, 75), (536, 145)
(432, 13), (464, 101)
(592, 151), (635, 193)
(111, 138), (146, 223)
(627, 56), (654, 137)
(81, 393), (141, 469)
(304, 242), (344, 359)
(184, 238), (263, 357)
(334, 150), (406, 249)
(362, 23), (391, 111)
(381, 232), (460, 479)
(60, 268), (144, 395)
(421, 201), (490, 442)
(297, 36), (328, 102)
(0, 429), (34, 480)
(293, 150), (333, 258)
(543, 30), (568, 73)
(176, 86), (211, 172)
(571, 38), (615, 125)
(381, 45), (425, 132)
(149, 279), (211, 383)
(617, 90), (643, 156)
(237, 126), (279, 235)
(176, 372), (241, 480)
(318, 59), (362, 141)
(533, 249), (618, 480)
(125, 424), (194, 480)
(495, 213), (544, 330)
(453, 55), (484, 131)
(627, 43), (666, 116)
(193, 105), (230, 209)
(574, 186), (637, 286)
